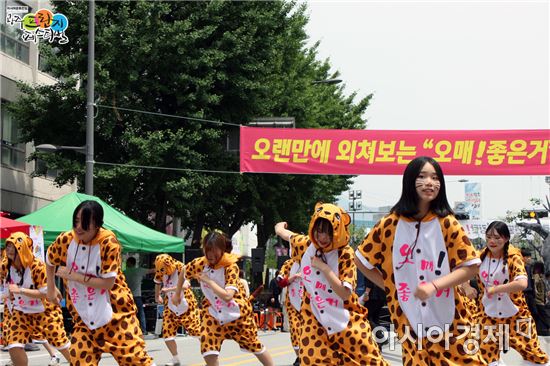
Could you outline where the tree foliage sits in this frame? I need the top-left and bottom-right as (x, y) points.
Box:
(9, 1), (372, 247)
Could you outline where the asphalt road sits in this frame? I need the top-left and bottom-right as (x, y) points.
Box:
(1, 330), (549, 365)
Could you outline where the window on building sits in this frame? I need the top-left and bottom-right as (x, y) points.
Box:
(35, 158), (58, 179)
(38, 46), (58, 73)
(38, 52), (49, 71)
(1, 104), (26, 170)
(0, 1), (30, 64)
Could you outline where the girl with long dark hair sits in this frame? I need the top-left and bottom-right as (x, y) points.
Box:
(476, 221), (549, 366)
(355, 156), (486, 365)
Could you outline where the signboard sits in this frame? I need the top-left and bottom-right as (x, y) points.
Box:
(28, 225), (44, 261)
(240, 127), (550, 175)
(464, 182), (482, 220)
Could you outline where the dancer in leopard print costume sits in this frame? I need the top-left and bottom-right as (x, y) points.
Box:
(174, 231), (274, 366)
(46, 200), (156, 366)
(154, 253), (201, 366)
(476, 221), (549, 366)
(1, 232), (71, 366)
(275, 202), (389, 366)
(276, 256), (303, 365)
(356, 156), (486, 365)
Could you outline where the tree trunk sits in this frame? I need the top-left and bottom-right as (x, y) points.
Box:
(258, 214), (274, 248)
(257, 224), (268, 249)
(154, 191), (168, 232)
(227, 214), (244, 238)
(191, 213), (205, 249)
(256, 210), (274, 249)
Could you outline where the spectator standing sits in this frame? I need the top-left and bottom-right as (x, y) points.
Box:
(124, 256), (154, 335)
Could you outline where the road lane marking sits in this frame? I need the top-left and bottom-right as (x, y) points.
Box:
(189, 346), (293, 366)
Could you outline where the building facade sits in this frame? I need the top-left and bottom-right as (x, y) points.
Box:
(1, 0), (75, 218)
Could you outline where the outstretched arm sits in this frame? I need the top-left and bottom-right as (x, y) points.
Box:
(488, 278), (528, 296)
(415, 265), (480, 301)
(46, 264), (60, 305)
(8, 284), (45, 299)
(155, 283), (163, 304)
(173, 268), (186, 306)
(275, 222), (293, 242)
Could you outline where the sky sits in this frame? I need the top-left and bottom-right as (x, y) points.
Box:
(304, 0), (550, 220)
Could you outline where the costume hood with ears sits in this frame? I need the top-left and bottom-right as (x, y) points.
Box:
(5, 232), (34, 269)
(155, 254), (177, 276)
(308, 202), (351, 253)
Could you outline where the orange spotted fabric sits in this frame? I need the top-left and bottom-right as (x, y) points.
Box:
(47, 229), (154, 366)
(288, 203), (388, 366)
(185, 257), (265, 356)
(356, 212), (487, 366)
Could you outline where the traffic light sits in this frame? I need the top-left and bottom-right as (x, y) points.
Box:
(521, 209), (549, 219)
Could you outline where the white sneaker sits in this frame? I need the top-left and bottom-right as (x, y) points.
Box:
(48, 355), (61, 365)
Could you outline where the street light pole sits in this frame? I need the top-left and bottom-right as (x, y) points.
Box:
(85, 0), (95, 196)
(37, 2), (94, 195)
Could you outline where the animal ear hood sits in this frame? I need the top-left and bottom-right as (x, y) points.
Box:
(155, 254), (176, 276)
(308, 202), (351, 252)
(6, 232), (34, 268)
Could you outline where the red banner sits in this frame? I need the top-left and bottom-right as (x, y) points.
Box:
(239, 127), (550, 175)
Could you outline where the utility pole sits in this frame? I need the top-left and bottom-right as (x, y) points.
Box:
(85, 0), (95, 195)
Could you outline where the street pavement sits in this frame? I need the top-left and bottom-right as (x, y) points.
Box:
(1, 330), (549, 365)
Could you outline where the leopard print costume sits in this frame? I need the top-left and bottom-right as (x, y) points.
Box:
(477, 245), (549, 365)
(47, 229), (155, 366)
(289, 203), (389, 366)
(154, 254), (201, 338)
(278, 257), (302, 351)
(29, 301), (66, 344)
(185, 255), (266, 357)
(459, 287), (481, 324)
(356, 212), (487, 366)
(0, 233), (70, 351)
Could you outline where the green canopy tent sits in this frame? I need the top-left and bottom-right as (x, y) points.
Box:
(18, 192), (184, 253)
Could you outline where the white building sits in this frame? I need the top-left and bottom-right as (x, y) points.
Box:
(231, 222), (258, 257)
(1, 0), (75, 217)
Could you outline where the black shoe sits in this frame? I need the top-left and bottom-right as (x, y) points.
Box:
(293, 357), (300, 366)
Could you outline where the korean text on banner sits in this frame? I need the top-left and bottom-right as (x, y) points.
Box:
(239, 127), (550, 175)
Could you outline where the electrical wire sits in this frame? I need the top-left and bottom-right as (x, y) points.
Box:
(96, 104), (242, 127)
(94, 161), (242, 175)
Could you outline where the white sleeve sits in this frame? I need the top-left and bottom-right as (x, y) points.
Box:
(354, 249), (375, 270)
